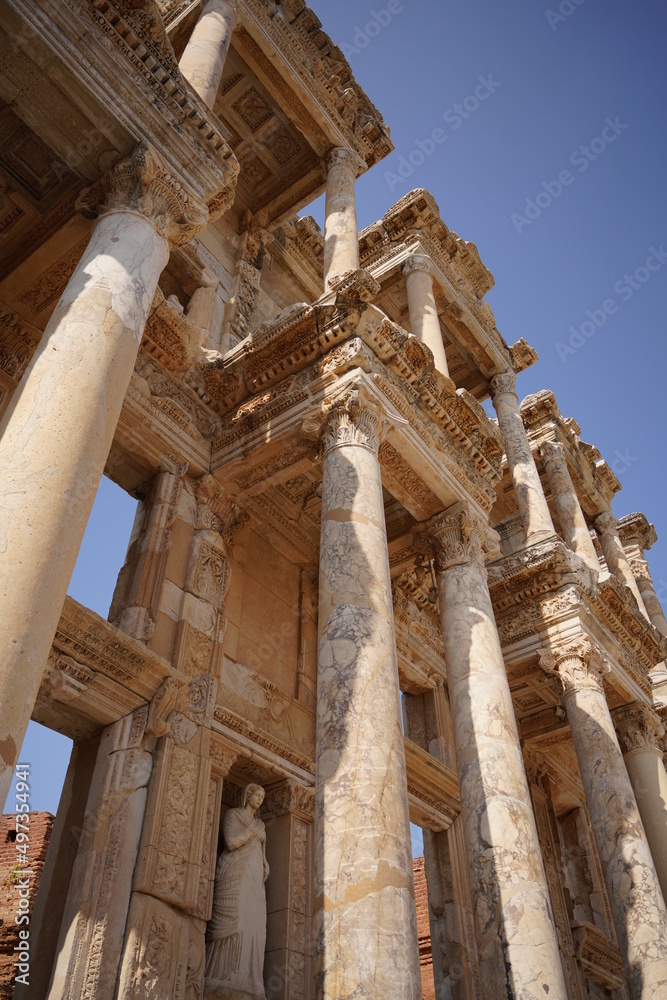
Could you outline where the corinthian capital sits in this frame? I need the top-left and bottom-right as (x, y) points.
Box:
(612, 703), (665, 755)
(594, 511), (619, 536)
(540, 439), (566, 465)
(325, 146), (366, 177)
(320, 391), (383, 456)
(403, 254), (432, 278)
(76, 142), (208, 247)
(489, 371), (517, 398)
(418, 502), (494, 571)
(538, 636), (610, 696)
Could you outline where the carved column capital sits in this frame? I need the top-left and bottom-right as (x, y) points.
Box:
(320, 392), (383, 456)
(595, 511), (619, 536)
(209, 740), (238, 775)
(76, 142), (208, 247)
(538, 637), (610, 697)
(629, 557), (651, 584)
(403, 254), (433, 279)
(418, 501), (496, 572)
(196, 475), (248, 545)
(539, 438), (566, 464)
(612, 703), (665, 755)
(325, 146), (366, 178)
(262, 780), (315, 821)
(489, 370), (517, 398)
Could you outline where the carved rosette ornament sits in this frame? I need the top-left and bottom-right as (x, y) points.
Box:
(489, 370), (518, 399)
(538, 637), (610, 697)
(612, 703), (665, 756)
(321, 393), (382, 456)
(76, 142), (208, 247)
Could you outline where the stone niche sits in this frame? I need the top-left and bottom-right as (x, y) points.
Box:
(206, 775), (314, 1000)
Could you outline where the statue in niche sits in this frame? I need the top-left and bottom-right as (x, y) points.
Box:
(206, 783), (269, 999)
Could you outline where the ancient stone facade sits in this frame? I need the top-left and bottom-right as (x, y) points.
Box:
(0, 2), (666, 999)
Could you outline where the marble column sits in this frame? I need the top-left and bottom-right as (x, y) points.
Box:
(402, 255), (449, 377)
(490, 372), (555, 545)
(540, 439), (598, 574)
(595, 512), (649, 618)
(0, 143), (207, 809)
(540, 638), (667, 999)
(315, 393), (420, 1000)
(617, 516), (667, 635)
(323, 147), (365, 291)
(179, 0), (238, 110)
(424, 503), (568, 1000)
(613, 703), (667, 903)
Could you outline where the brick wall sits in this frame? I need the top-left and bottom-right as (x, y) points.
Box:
(0, 812), (54, 999)
(414, 855), (435, 1000)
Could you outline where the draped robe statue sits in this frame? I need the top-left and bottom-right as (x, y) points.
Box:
(205, 783), (269, 999)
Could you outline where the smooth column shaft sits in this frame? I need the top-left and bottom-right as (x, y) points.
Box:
(565, 685), (667, 999)
(541, 440), (598, 573)
(403, 257), (449, 376)
(437, 540), (567, 999)
(323, 148), (361, 290)
(491, 376), (554, 544)
(315, 411), (420, 1000)
(0, 211), (168, 808)
(179, 0), (237, 109)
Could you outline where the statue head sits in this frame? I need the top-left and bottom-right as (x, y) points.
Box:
(242, 783), (265, 810)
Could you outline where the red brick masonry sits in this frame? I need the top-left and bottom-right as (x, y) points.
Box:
(0, 812), (54, 999)
(414, 855), (435, 1000)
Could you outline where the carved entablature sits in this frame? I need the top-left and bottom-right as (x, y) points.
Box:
(356, 189), (512, 378)
(487, 536), (589, 614)
(209, 305), (504, 512)
(142, 286), (205, 370)
(229, 0), (393, 168)
(72, 0), (239, 215)
(520, 389), (621, 514)
(617, 511), (657, 553)
(612, 702), (665, 755)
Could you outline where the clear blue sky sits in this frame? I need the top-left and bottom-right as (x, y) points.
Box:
(13, 1), (667, 857)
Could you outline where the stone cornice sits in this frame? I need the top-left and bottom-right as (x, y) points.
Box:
(617, 512), (657, 552)
(204, 302), (504, 501)
(520, 390), (621, 511)
(404, 738), (460, 832)
(229, 0), (393, 167)
(34, 0), (239, 213)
